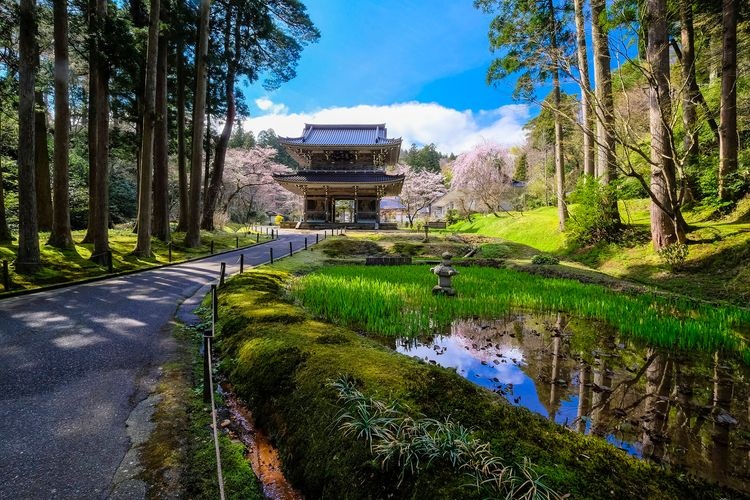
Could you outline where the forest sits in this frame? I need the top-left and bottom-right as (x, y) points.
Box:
(0, 0), (747, 275)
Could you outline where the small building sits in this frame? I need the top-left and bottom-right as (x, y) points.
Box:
(273, 124), (404, 229)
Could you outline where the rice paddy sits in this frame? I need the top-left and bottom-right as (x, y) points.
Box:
(289, 265), (750, 363)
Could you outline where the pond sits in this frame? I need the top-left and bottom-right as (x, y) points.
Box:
(387, 313), (750, 493)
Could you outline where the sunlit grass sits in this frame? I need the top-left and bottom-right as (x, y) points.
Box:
(290, 265), (750, 363)
(0, 227), (271, 294)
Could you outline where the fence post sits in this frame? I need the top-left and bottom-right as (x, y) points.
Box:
(236, 236), (239, 249)
(270, 247), (274, 264)
(107, 251), (113, 273)
(204, 284), (218, 403)
(240, 254), (244, 274)
(219, 262), (226, 287)
(316, 234), (319, 244)
(212, 283), (219, 322)
(2, 260), (9, 291)
(210, 240), (215, 255)
(168, 241), (172, 263)
(256, 233), (259, 243)
(304, 237), (308, 250)
(289, 241), (293, 256)
(424, 225), (428, 240)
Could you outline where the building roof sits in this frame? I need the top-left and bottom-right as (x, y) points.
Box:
(279, 124), (401, 147)
(273, 171), (404, 184)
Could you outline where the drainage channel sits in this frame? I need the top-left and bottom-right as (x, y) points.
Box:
(219, 384), (302, 500)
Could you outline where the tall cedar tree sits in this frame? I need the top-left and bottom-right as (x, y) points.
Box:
(200, 0), (319, 230)
(646, 0), (686, 248)
(475, 0), (570, 230)
(48, 0), (73, 248)
(184, 0), (210, 247)
(133, 0), (161, 257)
(679, 0), (699, 170)
(572, 0), (594, 177)
(718, 0), (738, 201)
(589, 0), (619, 223)
(151, 0), (169, 241)
(17, 0), (41, 272)
(33, 91), (52, 231)
(85, 0), (111, 264)
(175, 32), (189, 232)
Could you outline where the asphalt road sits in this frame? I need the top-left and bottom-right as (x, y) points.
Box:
(0, 231), (316, 499)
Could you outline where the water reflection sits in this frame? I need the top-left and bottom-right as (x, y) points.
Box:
(390, 313), (750, 493)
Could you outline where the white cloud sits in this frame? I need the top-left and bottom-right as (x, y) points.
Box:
(254, 97), (288, 114)
(242, 100), (530, 154)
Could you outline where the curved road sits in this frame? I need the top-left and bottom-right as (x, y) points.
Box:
(0, 231), (316, 499)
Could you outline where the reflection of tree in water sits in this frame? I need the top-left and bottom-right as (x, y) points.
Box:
(388, 312), (750, 492)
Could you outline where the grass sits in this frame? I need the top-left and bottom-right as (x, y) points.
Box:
(208, 269), (734, 499)
(447, 199), (750, 306)
(290, 265), (750, 363)
(140, 322), (263, 500)
(0, 226), (271, 295)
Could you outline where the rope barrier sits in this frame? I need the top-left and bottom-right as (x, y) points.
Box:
(205, 335), (226, 500)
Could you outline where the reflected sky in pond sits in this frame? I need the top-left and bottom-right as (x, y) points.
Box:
(390, 313), (750, 493)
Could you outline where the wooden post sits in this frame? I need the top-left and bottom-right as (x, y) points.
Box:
(212, 283), (218, 321)
(219, 262), (226, 287)
(316, 234), (319, 244)
(256, 233), (259, 243)
(270, 247), (274, 264)
(2, 260), (9, 291)
(304, 237), (308, 250)
(210, 240), (214, 254)
(168, 241), (172, 263)
(240, 254), (244, 274)
(289, 241), (293, 256)
(107, 251), (113, 273)
(236, 236), (239, 249)
(203, 335), (211, 402)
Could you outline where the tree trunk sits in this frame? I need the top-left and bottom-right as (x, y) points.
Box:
(17, 0), (41, 273)
(201, 6), (236, 231)
(718, 0), (737, 202)
(0, 154), (12, 242)
(680, 0), (699, 169)
(202, 110), (211, 207)
(34, 91), (53, 232)
(641, 349), (672, 461)
(48, 0), (73, 248)
(546, 0), (567, 231)
(175, 37), (189, 232)
(646, 0), (685, 249)
(590, 0), (620, 223)
(573, 0), (594, 178)
(185, 0), (210, 247)
(134, 0), (161, 257)
(151, 0), (169, 241)
(81, 0), (97, 244)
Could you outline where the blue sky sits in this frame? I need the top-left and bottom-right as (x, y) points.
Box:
(241, 0), (535, 154)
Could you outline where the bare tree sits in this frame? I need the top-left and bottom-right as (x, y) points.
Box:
(16, 0), (41, 273)
(48, 0), (73, 248)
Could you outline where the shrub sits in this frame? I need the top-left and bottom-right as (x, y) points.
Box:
(391, 242), (424, 256)
(274, 214), (284, 225)
(479, 243), (511, 259)
(657, 242), (689, 271)
(567, 178), (622, 247)
(319, 238), (384, 257)
(531, 254), (559, 265)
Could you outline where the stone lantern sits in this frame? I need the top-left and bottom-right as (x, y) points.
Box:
(431, 252), (459, 296)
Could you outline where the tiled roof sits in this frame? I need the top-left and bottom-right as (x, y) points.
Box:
(273, 171), (404, 184)
(280, 124), (401, 146)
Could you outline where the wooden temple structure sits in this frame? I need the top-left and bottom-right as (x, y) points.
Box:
(273, 124), (404, 228)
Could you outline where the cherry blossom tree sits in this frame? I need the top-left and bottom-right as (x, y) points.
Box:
(219, 147), (300, 222)
(395, 164), (447, 227)
(451, 143), (516, 216)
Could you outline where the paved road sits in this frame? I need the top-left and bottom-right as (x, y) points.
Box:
(0, 231), (316, 499)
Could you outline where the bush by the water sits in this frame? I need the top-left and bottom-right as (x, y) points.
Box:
(319, 237), (384, 257)
(567, 178), (622, 246)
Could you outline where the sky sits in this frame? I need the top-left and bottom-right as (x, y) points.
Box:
(239, 0), (535, 154)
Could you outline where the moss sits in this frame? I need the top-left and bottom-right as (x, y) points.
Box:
(318, 237), (384, 257)
(211, 270), (736, 500)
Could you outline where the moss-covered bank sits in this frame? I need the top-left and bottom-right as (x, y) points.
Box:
(212, 270), (739, 499)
